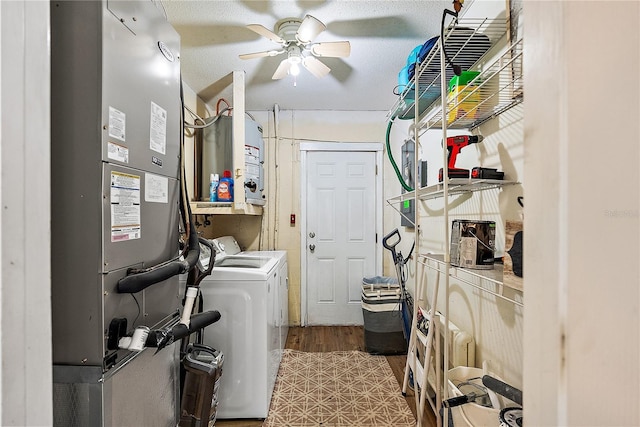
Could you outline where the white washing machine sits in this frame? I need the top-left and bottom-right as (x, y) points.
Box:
(181, 252), (281, 419)
(213, 236), (289, 351)
(242, 250), (289, 351)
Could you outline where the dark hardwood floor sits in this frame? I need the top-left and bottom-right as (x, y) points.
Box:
(216, 326), (436, 427)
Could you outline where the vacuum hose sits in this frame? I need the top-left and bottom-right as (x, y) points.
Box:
(385, 120), (414, 192)
(441, 8), (462, 76)
(147, 310), (222, 351)
(116, 217), (200, 294)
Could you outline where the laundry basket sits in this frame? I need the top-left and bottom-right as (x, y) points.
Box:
(361, 276), (407, 355)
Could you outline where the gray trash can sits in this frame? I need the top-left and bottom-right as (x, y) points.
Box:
(361, 276), (407, 355)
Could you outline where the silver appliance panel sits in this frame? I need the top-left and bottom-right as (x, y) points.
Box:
(53, 344), (179, 427)
(244, 120), (265, 205)
(102, 0), (181, 177)
(102, 163), (180, 273)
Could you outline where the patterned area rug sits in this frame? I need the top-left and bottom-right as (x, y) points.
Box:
(263, 350), (415, 427)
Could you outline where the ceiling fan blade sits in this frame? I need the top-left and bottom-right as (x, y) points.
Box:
(272, 58), (292, 80)
(239, 49), (284, 60)
(296, 15), (326, 43)
(302, 56), (330, 79)
(247, 24), (285, 44)
(310, 41), (351, 58)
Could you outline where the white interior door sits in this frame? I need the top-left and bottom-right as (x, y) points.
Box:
(304, 148), (378, 325)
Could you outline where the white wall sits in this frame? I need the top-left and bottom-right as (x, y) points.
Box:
(0, 1), (53, 425)
(524, 2), (639, 425)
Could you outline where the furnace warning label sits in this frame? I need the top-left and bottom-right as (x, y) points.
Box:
(110, 171), (141, 242)
(108, 106), (126, 142)
(107, 141), (129, 163)
(149, 102), (167, 155)
(145, 173), (168, 203)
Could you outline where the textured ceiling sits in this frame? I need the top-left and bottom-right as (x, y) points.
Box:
(161, 0), (454, 111)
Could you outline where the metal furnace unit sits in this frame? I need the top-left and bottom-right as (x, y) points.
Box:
(50, 1), (193, 425)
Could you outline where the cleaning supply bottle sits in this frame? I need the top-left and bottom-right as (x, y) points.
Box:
(209, 173), (219, 202)
(217, 170), (234, 202)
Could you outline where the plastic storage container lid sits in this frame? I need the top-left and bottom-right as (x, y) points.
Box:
(362, 276), (398, 286)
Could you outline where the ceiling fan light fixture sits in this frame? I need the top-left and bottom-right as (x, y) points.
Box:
(287, 45), (302, 63)
(289, 62), (301, 76)
(272, 59), (292, 80)
(287, 46), (302, 76)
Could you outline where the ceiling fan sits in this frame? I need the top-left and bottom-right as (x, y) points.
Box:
(239, 15), (351, 80)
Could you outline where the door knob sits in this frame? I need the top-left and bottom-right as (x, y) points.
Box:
(309, 244), (315, 252)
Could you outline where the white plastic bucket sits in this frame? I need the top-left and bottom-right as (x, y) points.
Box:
(446, 366), (502, 426)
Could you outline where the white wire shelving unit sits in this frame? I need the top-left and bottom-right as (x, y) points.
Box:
(416, 38), (523, 133)
(388, 17), (516, 123)
(388, 177), (519, 203)
(419, 254), (523, 306)
(386, 37), (524, 225)
(386, 178), (520, 228)
(388, 13), (524, 427)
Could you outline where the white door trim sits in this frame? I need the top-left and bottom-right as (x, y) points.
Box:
(300, 142), (383, 326)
